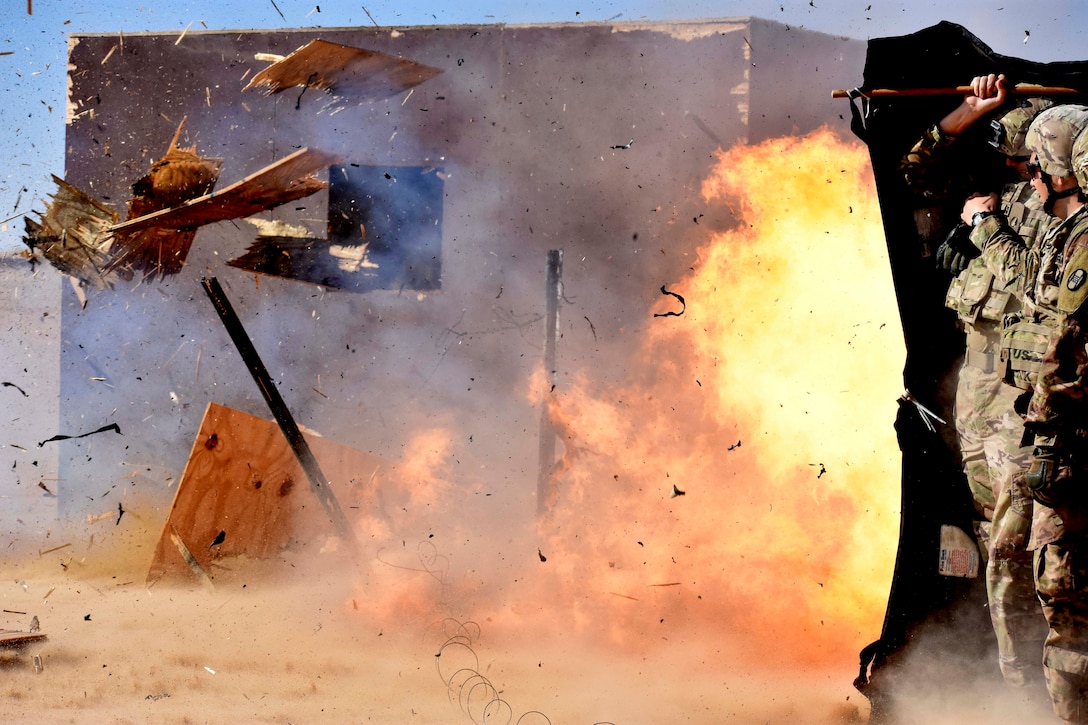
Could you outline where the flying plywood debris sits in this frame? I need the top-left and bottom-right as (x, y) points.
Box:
(24, 143), (339, 287)
(226, 235), (379, 289)
(23, 176), (121, 289)
(127, 118), (223, 219)
(0, 630), (47, 652)
(243, 39), (443, 106)
(107, 118), (224, 277)
(109, 147), (339, 236)
(147, 402), (387, 585)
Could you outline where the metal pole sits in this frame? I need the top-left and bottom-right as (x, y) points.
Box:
(537, 249), (562, 516)
(200, 276), (358, 550)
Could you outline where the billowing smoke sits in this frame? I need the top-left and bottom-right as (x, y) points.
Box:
(339, 127), (904, 721)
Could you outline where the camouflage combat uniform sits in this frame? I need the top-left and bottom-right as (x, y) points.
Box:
(1025, 203), (1088, 725)
(901, 118), (1053, 692)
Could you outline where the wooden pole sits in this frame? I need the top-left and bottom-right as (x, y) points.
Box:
(200, 276), (359, 551)
(537, 249), (563, 517)
(832, 84), (1081, 99)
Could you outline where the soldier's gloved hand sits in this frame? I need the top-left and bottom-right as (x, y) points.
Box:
(935, 237), (957, 271)
(948, 250), (970, 275)
(936, 222), (980, 272)
(1013, 390), (1033, 417)
(1026, 445), (1061, 506)
(935, 239), (969, 273)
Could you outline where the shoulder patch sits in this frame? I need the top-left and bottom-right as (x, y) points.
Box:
(1059, 245), (1088, 314)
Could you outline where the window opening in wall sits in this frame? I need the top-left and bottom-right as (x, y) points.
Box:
(228, 164), (443, 292)
(327, 164), (443, 292)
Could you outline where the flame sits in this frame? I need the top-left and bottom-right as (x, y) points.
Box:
(348, 127), (903, 677)
(525, 127), (903, 667)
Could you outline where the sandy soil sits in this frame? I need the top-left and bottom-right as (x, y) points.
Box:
(0, 522), (874, 725)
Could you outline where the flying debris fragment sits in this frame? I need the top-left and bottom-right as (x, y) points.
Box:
(23, 176), (120, 289)
(0, 629), (47, 652)
(227, 234), (379, 288)
(229, 163), (440, 291)
(37, 422), (122, 447)
(653, 284), (686, 317)
(2, 381), (28, 397)
(243, 39), (443, 109)
(23, 118), (338, 286)
(106, 117), (223, 277)
(107, 147), (340, 277)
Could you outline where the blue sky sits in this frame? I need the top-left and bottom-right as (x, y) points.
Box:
(1, 0), (1086, 252)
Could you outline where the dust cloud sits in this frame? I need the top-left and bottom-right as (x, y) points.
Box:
(3, 128), (911, 723)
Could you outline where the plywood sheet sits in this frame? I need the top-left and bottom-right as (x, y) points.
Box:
(243, 39), (442, 103)
(110, 147), (339, 236)
(147, 402), (385, 584)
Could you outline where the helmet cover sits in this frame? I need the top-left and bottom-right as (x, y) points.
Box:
(1026, 104), (1088, 177)
(991, 97), (1054, 157)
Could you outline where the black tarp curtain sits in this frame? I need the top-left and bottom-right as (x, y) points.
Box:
(845, 21), (1088, 718)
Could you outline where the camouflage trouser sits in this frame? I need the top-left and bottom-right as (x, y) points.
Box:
(956, 362), (1048, 689)
(1035, 540), (1088, 723)
(988, 554), (1049, 690)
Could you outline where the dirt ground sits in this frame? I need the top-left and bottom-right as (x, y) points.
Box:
(0, 520), (874, 725)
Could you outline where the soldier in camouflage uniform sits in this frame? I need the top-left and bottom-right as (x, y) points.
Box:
(1021, 104), (1088, 723)
(901, 74), (1053, 698)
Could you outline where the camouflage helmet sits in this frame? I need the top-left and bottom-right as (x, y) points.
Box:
(1072, 124), (1088, 192)
(1026, 104), (1088, 177)
(990, 97), (1054, 157)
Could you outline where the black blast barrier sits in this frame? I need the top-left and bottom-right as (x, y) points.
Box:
(845, 22), (1088, 721)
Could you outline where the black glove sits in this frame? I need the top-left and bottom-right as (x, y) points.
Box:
(935, 222), (980, 274)
(1026, 445), (1063, 507)
(1014, 390), (1033, 418)
(935, 242), (970, 275)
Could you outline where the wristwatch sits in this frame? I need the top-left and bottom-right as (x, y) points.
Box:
(971, 210), (997, 227)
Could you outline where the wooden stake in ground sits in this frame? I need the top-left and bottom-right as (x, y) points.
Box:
(537, 249), (563, 517)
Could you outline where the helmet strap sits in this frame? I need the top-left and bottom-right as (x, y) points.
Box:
(1043, 172), (1082, 214)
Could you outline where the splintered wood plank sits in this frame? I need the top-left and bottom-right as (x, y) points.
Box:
(125, 117), (224, 220)
(147, 402), (386, 584)
(23, 175), (120, 289)
(0, 631), (47, 651)
(109, 147), (340, 236)
(243, 39), (442, 102)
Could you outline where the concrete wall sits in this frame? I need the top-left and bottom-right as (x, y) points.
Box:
(48, 19), (864, 523)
